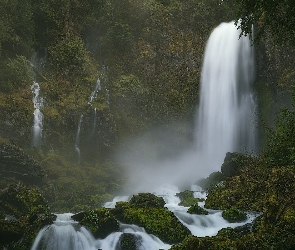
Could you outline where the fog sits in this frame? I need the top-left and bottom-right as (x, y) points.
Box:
(115, 121), (217, 194)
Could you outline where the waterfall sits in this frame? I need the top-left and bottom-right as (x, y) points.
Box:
(31, 213), (98, 250)
(31, 82), (44, 149)
(195, 21), (256, 173)
(88, 78), (101, 105)
(75, 115), (83, 164)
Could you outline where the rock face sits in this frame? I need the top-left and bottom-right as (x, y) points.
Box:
(0, 184), (55, 249)
(0, 139), (45, 187)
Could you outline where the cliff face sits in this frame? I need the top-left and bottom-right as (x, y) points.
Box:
(0, 139), (45, 188)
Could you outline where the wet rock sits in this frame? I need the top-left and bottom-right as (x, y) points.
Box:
(72, 208), (120, 238)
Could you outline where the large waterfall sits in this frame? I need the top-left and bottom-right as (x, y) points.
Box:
(31, 22), (258, 249)
(195, 21), (256, 173)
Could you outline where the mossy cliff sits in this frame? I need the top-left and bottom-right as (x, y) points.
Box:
(0, 184), (55, 250)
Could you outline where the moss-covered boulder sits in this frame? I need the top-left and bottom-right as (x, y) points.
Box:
(221, 152), (250, 178)
(196, 171), (224, 191)
(176, 190), (200, 207)
(110, 199), (191, 244)
(204, 156), (267, 211)
(217, 227), (240, 240)
(129, 193), (165, 208)
(222, 207), (247, 223)
(72, 208), (120, 238)
(0, 184), (55, 249)
(116, 233), (139, 250)
(187, 204), (208, 215)
(170, 235), (236, 250)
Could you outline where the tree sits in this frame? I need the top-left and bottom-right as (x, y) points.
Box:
(227, 0), (295, 45)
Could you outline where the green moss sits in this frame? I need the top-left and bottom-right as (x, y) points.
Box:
(170, 235), (237, 250)
(187, 204), (208, 215)
(222, 208), (247, 223)
(72, 208), (119, 238)
(196, 171), (224, 191)
(177, 190), (200, 207)
(129, 193), (165, 208)
(113, 205), (190, 244)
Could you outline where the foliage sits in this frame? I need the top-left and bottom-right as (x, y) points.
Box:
(0, 56), (33, 92)
(226, 0), (295, 45)
(196, 171), (224, 191)
(222, 207), (247, 223)
(205, 156), (268, 211)
(263, 108), (295, 168)
(170, 235), (236, 250)
(0, 184), (55, 249)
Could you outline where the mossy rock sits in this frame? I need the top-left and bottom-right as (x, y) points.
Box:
(170, 235), (236, 250)
(116, 233), (140, 250)
(72, 208), (120, 238)
(217, 227), (240, 240)
(221, 152), (249, 178)
(222, 207), (247, 223)
(0, 184), (54, 248)
(187, 204), (208, 215)
(177, 190), (200, 207)
(129, 193), (165, 208)
(113, 206), (191, 244)
(196, 171), (224, 191)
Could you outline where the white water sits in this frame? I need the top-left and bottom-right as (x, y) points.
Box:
(106, 184), (258, 238)
(88, 77), (101, 105)
(31, 185), (258, 250)
(31, 82), (44, 148)
(31, 213), (98, 250)
(75, 115), (83, 164)
(195, 21), (256, 173)
(31, 213), (170, 250)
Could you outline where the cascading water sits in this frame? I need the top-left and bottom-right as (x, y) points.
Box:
(31, 213), (98, 250)
(74, 76), (101, 163)
(195, 21), (256, 174)
(31, 82), (44, 149)
(75, 115), (83, 164)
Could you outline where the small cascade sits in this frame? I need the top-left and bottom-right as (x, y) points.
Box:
(88, 78), (101, 105)
(31, 82), (44, 149)
(31, 213), (98, 250)
(96, 224), (170, 250)
(107, 184), (259, 240)
(104, 195), (130, 208)
(75, 115), (83, 164)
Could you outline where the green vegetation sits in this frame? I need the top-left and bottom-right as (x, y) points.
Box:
(72, 208), (119, 238)
(129, 193), (165, 208)
(222, 207), (247, 223)
(0, 184), (55, 249)
(187, 204), (208, 215)
(177, 190), (202, 206)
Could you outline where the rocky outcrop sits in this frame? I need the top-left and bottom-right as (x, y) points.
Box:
(0, 184), (55, 249)
(0, 138), (45, 187)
